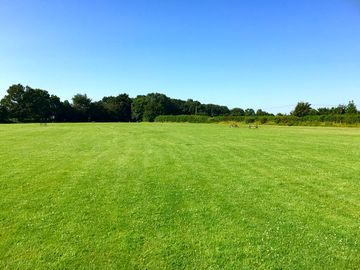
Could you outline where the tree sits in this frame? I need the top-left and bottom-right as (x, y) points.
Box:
(61, 100), (76, 121)
(131, 95), (147, 121)
(49, 95), (63, 121)
(0, 84), (53, 122)
(256, 109), (270, 116)
(184, 99), (201, 115)
(102, 94), (132, 121)
(331, 105), (346, 115)
(230, 108), (245, 116)
(23, 87), (52, 121)
(346, 100), (357, 114)
(130, 93), (174, 122)
(317, 107), (331, 115)
(0, 105), (8, 122)
(142, 93), (171, 121)
(90, 101), (108, 121)
(143, 101), (163, 121)
(202, 104), (229, 116)
(244, 108), (255, 116)
(0, 84), (26, 121)
(72, 93), (92, 121)
(115, 94), (132, 121)
(309, 108), (318, 115)
(168, 98), (186, 115)
(291, 102), (312, 117)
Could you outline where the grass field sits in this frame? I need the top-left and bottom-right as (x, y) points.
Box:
(0, 123), (359, 269)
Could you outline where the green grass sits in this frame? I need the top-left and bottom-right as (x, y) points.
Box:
(1, 123), (359, 269)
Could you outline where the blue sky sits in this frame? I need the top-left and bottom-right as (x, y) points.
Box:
(1, 0), (359, 113)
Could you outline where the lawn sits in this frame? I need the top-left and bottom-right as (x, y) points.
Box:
(0, 123), (359, 269)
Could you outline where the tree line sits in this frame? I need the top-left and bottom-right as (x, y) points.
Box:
(0, 84), (358, 123)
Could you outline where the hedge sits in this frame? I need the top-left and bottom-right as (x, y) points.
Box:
(155, 114), (360, 126)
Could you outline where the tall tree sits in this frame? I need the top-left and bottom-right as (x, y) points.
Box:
(0, 84), (26, 121)
(143, 93), (171, 121)
(256, 109), (271, 116)
(230, 108), (245, 116)
(317, 107), (331, 115)
(102, 94), (132, 121)
(245, 108), (255, 116)
(72, 93), (92, 121)
(131, 95), (147, 121)
(291, 102), (312, 117)
(23, 87), (52, 121)
(49, 95), (63, 121)
(168, 98), (186, 115)
(61, 100), (76, 122)
(346, 100), (357, 114)
(184, 99), (201, 115)
(90, 101), (108, 122)
(331, 105), (346, 115)
(0, 105), (8, 122)
(0, 84), (53, 122)
(202, 104), (229, 116)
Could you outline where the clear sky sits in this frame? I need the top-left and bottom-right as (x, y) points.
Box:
(1, 0), (359, 113)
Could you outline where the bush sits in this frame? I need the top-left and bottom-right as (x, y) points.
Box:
(259, 117), (268, 124)
(245, 117), (255, 124)
(154, 114), (360, 126)
(155, 115), (210, 123)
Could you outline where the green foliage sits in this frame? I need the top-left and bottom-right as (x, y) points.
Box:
(0, 84), (59, 122)
(0, 84), (27, 121)
(61, 100), (76, 122)
(90, 101), (109, 121)
(198, 103), (230, 116)
(317, 107), (331, 115)
(259, 116), (268, 124)
(291, 102), (312, 117)
(24, 87), (52, 121)
(184, 99), (201, 115)
(49, 95), (63, 121)
(101, 94), (132, 121)
(131, 95), (146, 121)
(346, 100), (358, 114)
(143, 93), (171, 122)
(211, 115), (244, 122)
(0, 105), (9, 122)
(245, 108), (255, 116)
(230, 107), (245, 116)
(156, 114), (360, 126)
(155, 115), (210, 123)
(331, 104), (346, 115)
(72, 93), (92, 121)
(0, 83), (359, 125)
(256, 109), (271, 116)
(244, 117), (255, 123)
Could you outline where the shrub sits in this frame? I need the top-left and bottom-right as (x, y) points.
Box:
(245, 117), (255, 124)
(154, 115), (210, 123)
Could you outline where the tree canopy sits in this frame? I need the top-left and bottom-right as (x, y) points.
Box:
(291, 102), (312, 117)
(0, 83), (358, 123)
